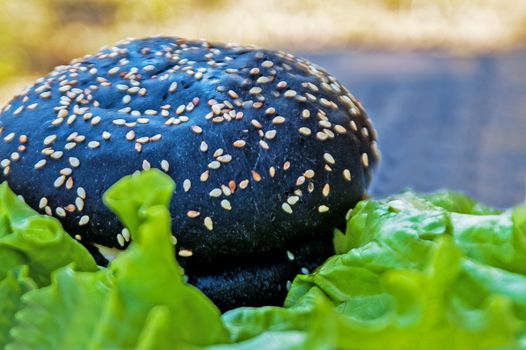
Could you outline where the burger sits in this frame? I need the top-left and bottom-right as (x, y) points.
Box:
(0, 37), (379, 311)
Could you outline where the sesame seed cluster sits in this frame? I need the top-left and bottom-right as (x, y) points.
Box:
(0, 37), (379, 265)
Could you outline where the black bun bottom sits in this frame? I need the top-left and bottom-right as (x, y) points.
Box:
(87, 230), (334, 312)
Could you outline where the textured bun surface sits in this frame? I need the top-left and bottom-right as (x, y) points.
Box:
(0, 37), (379, 309)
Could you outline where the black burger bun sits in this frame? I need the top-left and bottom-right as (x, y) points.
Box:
(0, 37), (379, 310)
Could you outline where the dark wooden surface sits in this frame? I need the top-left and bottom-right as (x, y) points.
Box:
(303, 49), (526, 208)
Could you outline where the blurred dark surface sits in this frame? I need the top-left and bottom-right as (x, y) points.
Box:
(303, 50), (526, 208)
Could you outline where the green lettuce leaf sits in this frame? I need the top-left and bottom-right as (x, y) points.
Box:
(6, 170), (228, 350)
(0, 182), (97, 286)
(2, 175), (526, 349)
(224, 191), (526, 349)
(0, 266), (36, 348)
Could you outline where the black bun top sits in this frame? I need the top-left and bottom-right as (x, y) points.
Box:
(0, 37), (379, 263)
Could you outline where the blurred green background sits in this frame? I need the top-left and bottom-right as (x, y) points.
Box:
(1, 0), (526, 104)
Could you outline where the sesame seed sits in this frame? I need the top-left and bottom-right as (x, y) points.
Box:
(228, 90), (239, 99)
(259, 140), (270, 150)
(115, 233), (125, 247)
(125, 130), (136, 141)
(221, 185), (232, 196)
(343, 169), (352, 181)
(150, 134), (162, 142)
(322, 184), (330, 197)
(261, 60), (274, 68)
(60, 167), (72, 176)
(0, 159), (10, 168)
(65, 204), (76, 213)
(282, 203), (293, 214)
(91, 116), (102, 125)
(269, 166), (276, 177)
(208, 161), (221, 169)
(276, 81), (287, 89)
(221, 199), (232, 211)
(239, 179), (249, 189)
(287, 196), (299, 205)
(296, 176), (305, 186)
(249, 87), (262, 95)
(287, 251), (295, 260)
(113, 119), (126, 126)
(323, 153), (335, 165)
(88, 141), (100, 149)
(302, 109), (310, 118)
(283, 90), (297, 98)
(233, 140), (246, 148)
(334, 125), (347, 134)
(251, 119), (262, 129)
(191, 125), (203, 134)
(128, 86), (140, 94)
(187, 210), (200, 218)
(79, 215), (90, 226)
(265, 130), (277, 140)
(316, 132), (328, 141)
(228, 180), (237, 193)
(75, 197), (84, 211)
(272, 116), (285, 125)
(108, 67), (120, 75)
(54, 175), (66, 188)
(318, 205), (330, 213)
(143, 64), (155, 72)
(34, 159), (47, 169)
(204, 217), (214, 231)
(68, 157), (80, 168)
(252, 170), (262, 182)
(67, 115), (77, 125)
(200, 170), (209, 182)
(116, 84), (128, 91)
(38, 197), (48, 209)
(169, 82), (178, 93)
(200, 141), (208, 152)
(209, 188), (222, 197)
(142, 160), (151, 170)
(178, 249), (193, 257)
(77, 187), (86, 199)
(43, 135), (57, 145)
(350, 120), (358, 132)
(257, 76), (271, 84)
(176, 105), (186, 115)
(361, 153), (369, 167)
(304, 169), (315, 179)
(160, 160), (170, 172)
(319, 120), (332, 128)
(56, 207), (66, 217)
(265, 107), (276, 115)
(3, 133), (15, 142)
(183, 179), (191, 192)
(298, 127), (311, 136)
(217, 154), (232, 163)
(122, 228), (130, 242)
